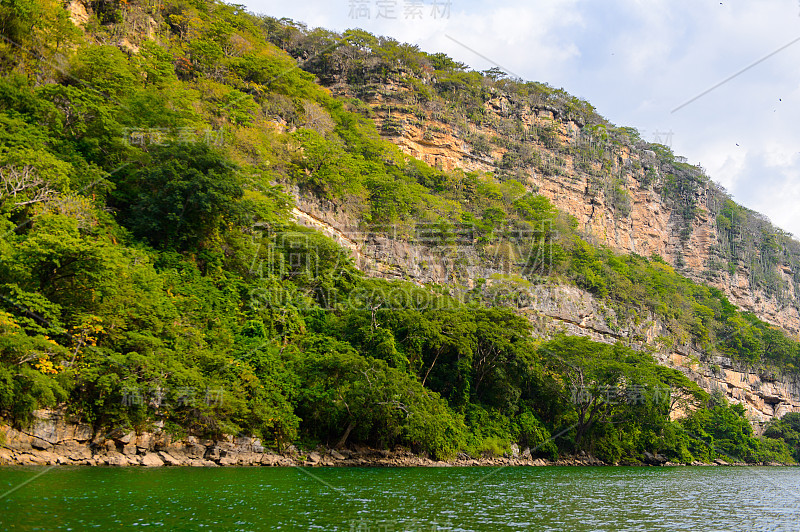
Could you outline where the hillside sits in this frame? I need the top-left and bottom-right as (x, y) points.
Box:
(260, 16), (800, 420)
(278, 29), (800, 336)
(0, 0), (799, 466)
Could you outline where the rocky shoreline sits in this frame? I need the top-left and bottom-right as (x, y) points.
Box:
(0, 412), (794, 468)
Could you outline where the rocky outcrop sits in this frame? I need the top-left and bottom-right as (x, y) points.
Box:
(519, 286), (800, 426)
(67, 0), (90, 26)
(3, 410), (794, 467)
(331, 80), (800, 336)
(67, 0), (161, 52)
(520, 284), (800, 426)
(0, 410), (289, 467)
(668, 350), (800, 431)
(0, 410), (565, 467)
(292, 193), (542, 287)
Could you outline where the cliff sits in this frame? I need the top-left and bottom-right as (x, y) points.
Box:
(57, 0), (800, 423)
(324, 78), (800, 337)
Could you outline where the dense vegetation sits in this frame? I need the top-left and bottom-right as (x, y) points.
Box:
(764, 412), (800, 462)
(265, 14), (800, 301)
(0, 0), (797, 464)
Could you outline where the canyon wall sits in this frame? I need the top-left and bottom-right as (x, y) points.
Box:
(329, 80), (800, 337)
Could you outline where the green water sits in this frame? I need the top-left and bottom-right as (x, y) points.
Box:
(0, 466), (798, 531)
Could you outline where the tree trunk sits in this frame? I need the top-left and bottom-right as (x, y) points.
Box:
(336, 420), (356, 449)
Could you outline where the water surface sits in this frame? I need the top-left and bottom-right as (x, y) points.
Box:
(1, 466), (798, 530)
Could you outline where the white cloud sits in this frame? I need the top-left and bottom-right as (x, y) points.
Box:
(729, 151), (800, 235)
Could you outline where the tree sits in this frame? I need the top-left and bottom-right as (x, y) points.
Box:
(133, 41), (178, 88)
(0, 162), (56, 209)
(540, 336), (703, 461)
(291, 334), (466, 459)
(763, 412), (800, 461)
(70, 45), (138, 98)
(112, 143), (244, 250)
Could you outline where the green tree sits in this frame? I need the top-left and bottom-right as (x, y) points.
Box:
(763, 412), (800, 462)
(112, 143), (244, 250)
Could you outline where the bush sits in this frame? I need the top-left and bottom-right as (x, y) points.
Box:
(516, 410), (558, 459)
(474, 436), (510, 457)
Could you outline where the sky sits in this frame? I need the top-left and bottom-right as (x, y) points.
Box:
(242, 0), (800, 236)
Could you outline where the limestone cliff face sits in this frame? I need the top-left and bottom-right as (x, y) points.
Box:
(329, 80), (800, 337)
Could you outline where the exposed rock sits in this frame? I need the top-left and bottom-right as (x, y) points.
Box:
(234, 436), (260, 453)
(117, 431), (135, 445)
(74, 425), (93, 442)
(158, 451), (183, 466)
(184, 443), (207, 459)
(19, 452), (54, 465)
(107, 452), (130, 466)
(152, 433), (172, 451)
(205, 446), (222, 461)
(141, 453), (164, 467)
(67, 0), (90, 26)
(218, 454), (239, 466)
(31, 437), (53, 451)
(190, 459), (218, 467)
(291, 196), (800, 425)
(306, 452), (321, 465)
(60, 444), (92, 462)
(0, 449), (16, 465)
(329, 449), (347, 460)
(122, 443), (138, 456)
(239, 452), (262, 465)
(283, 444), (299, 457)
(643, 451), (667, 465)
(1, 413), (794, 468)
(291, 84), (800, 427)
(260, 453), (279, 466)
(135, 432), (153, 450)
(350, 87), (800, 338)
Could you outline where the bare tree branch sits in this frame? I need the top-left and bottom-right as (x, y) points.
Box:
(0, 165), (56, 208)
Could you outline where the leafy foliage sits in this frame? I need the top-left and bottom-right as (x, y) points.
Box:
(0, 0), (794, 464)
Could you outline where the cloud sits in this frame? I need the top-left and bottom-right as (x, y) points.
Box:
(718, 150), (800, 236)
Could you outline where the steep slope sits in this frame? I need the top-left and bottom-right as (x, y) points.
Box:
(290, 195), (800, 427)
(1, 0), (799, 465)
(263, 22), (800, 422)
(321, 71), (800, 336)
(74, 0), (800, 412)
